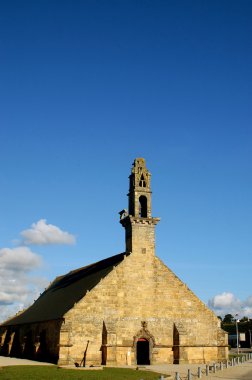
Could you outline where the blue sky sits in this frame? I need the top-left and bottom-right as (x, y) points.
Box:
(0, 0), (251, 321)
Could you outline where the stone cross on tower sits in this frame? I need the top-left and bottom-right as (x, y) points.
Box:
(119, 158), (160, 256)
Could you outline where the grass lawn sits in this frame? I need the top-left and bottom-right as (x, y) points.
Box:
(0, 366), (164, 380)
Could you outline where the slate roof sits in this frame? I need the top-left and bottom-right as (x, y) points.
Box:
(2, 252), (129, 326)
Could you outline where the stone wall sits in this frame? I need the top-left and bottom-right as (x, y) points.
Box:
(59, 252), (228, 366)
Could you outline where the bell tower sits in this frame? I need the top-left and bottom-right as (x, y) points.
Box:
(119, 158), (160, 256)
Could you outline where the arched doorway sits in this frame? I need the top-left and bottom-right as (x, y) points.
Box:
(137, 338), (150, 365)
(133, 321), (155, 365)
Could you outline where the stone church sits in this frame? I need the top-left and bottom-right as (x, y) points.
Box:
(0, 158), (228, 366)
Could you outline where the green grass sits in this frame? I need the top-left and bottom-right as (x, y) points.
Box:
(0, 366), (164, 380)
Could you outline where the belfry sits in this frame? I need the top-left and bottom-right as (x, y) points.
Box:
(120, 157), (160, 256)
(0, 158), (228, 366)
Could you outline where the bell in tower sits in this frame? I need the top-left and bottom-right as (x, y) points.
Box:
(119, 158), (160, 256)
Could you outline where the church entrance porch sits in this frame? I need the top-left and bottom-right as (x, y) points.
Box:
(137, 338), (150, 365)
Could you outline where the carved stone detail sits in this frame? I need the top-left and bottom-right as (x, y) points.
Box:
(132, 321), (156, 364)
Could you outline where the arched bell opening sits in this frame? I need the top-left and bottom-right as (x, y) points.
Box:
(139, 196), (147, 218)
(139, 174), (146, 188)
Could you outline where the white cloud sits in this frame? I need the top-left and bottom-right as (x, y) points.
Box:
(209, 292), (241, 309)
(208, 292), (252, 318)
(0, 246), (47, 322)
(245, 295), (252, 307)
(0, 246), (42, 272)
(21, 219), (76, 245)
(0, 217), (75, 323)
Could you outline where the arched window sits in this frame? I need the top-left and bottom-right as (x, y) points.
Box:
(139, 174), (146, 187)
(139, 196), (147, 217)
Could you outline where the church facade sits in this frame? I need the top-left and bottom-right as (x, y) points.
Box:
(0, 158), (228, 365)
